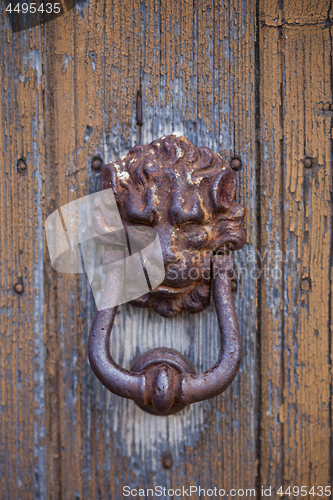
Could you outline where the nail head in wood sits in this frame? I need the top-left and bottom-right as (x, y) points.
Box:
(14, 282), (24, 294)
(161, 452), (173, 469)
(231, 158), (242, 171)
(304, 157), (312, 169)
(91, 157), (102, 171)
(301, 278), (311, 291)
(17, 158), (27, 173)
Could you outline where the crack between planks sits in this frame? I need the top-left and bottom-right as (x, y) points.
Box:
(278, 15), (286, 487)
(328, 3), (333, 488)
(42, 20), (63, 500)
(254, 0), (262, 496)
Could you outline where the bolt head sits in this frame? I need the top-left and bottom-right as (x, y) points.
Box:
(17, 159), (26, 172)
(231, 158), (242, 171)
(161, 453), (173, 469)
(301, 278), (311, 291)
(92, 159), (102, 171)
(14, 283), (24, 294)
(304, 157), (312, 169)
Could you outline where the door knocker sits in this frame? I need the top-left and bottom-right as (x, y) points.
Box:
(88, 134), (245, 415)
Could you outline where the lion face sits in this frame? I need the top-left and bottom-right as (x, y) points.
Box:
(98, 134), (245, 317)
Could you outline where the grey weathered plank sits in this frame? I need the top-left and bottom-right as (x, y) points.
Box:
(103, 0), (258, 495)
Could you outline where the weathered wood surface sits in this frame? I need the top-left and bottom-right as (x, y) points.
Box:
(259, 0), (332, 490)
(0, 0), (331, 499)
(0, 20), (47, 499)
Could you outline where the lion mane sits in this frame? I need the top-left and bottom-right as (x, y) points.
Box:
(97, 134), (245, 316)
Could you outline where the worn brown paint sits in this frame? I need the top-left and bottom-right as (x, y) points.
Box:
(0, 0), (331, 498)
(260, 0), (332, 25)
(259, 0), (332, 488)
(0, 17), (47, 500)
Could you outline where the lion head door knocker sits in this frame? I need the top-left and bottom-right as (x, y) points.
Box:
(87, 134), (245, 415)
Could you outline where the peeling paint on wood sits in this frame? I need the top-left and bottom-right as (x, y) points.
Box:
(259, 8), (332, 489)
(260, 0), (331, 25)
(0, 16), (46, 500)
(0, 0), (332, 498)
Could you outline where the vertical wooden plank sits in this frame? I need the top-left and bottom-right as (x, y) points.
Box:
(282, 25), (331, 486)
(259, 24), (284, 488)
(259, 13), (332, 488)
(44, 0), (144, 498)
(43, 1), (112, 498)
(0, 11), (46, 500)
(223, 0), (257, 490)
(102, 0), (259, 494)
(73, 2), (106, 499)
(43, 10), (79, 500)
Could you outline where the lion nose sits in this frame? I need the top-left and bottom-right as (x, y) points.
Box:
(157, 225), (181, 265)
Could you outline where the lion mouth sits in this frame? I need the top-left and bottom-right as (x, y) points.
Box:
(150, 283), (195, 298)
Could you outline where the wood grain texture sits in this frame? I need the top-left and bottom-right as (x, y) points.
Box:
(0, 18), (46, 500)
(258, 24), (284, 487)
(260, 0), (331, 26)
(259, 9), (332, 489)
(43, 9), (87, 500)
(106, 0), (257, 495)
(0, 0), (332, 498)
(282, 24), (331, 486)
(42, 0), (258, 496)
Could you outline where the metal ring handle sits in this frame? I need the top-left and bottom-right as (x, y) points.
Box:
(88, 254), (242, 415)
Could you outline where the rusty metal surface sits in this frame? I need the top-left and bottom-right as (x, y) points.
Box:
(88, 134), (245, 415)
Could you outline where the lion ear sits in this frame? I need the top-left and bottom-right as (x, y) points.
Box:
(101, 163), (120, 194)
(210, 168), (237, 212)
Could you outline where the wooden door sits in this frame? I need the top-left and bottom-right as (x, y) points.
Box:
(0, 0), (332, 498)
